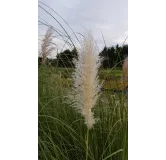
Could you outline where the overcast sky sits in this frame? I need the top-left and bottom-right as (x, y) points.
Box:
(38, 0), (128, 58)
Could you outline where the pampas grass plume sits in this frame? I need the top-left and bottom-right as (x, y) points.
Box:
(41, 27), (55, 65)
(68, 31), (102, 129)
(122, 56), (128, 82)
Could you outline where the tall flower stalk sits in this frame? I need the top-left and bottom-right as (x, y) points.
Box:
(68, 31), (102, 159)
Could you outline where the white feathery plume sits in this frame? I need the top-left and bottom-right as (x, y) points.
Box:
(121, 56), (128, 83)
(68, 31), (102, 129)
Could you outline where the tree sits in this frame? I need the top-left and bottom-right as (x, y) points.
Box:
(99, 46), (109, 68)
(107, 46), (116, 67)
(99, 44), (128, 69)
(56, 47), (78, 68)
(121, 45), (128, 59)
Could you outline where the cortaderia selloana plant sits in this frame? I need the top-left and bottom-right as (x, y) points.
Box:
(68, 31), (102, 160)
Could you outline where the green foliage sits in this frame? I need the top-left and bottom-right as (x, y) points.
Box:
(38, 66), (128, 160)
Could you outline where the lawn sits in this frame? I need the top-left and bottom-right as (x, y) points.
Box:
(38, 66), (128, 90)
